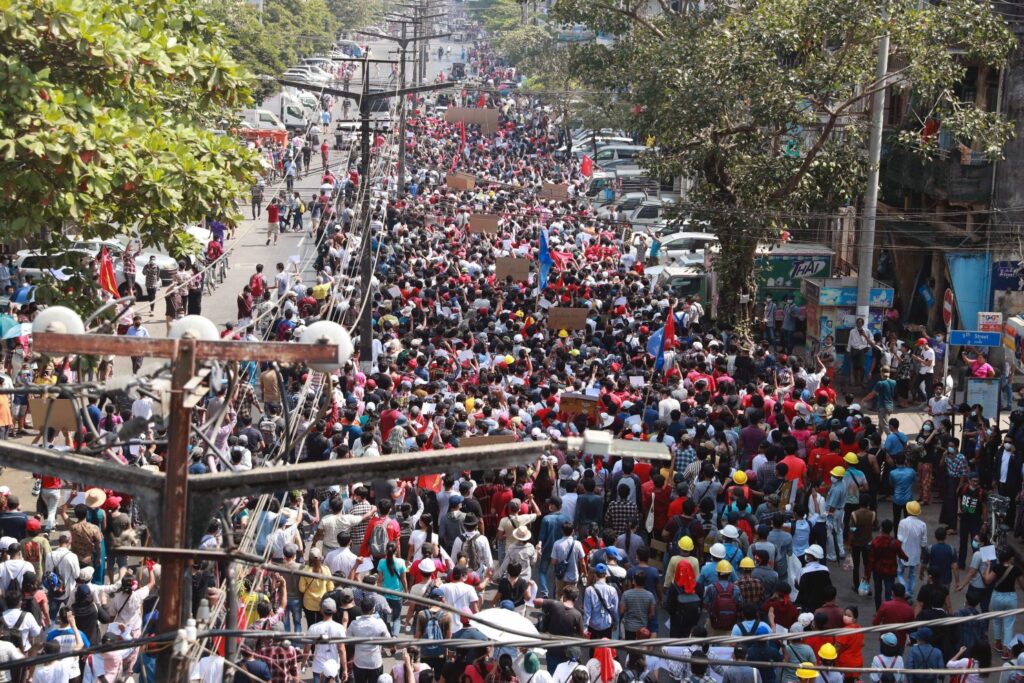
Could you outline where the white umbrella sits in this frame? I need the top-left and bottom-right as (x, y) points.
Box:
(471, 608), (539, 644)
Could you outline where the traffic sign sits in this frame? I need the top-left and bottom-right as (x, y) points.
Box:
(949, 330), (1002, 347)
(943, 289), (955, 327)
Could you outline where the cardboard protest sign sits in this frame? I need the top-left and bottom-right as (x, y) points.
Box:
(29, 398), (79, 433)
(559, 393), (600, 418)
(546, 307), (589, 331)
(444, 107), (501, 135)
(468, 214), (501, 234)
(446, 172), (476, 190)
(495, 257), (531, 282)
(539, 183), (569, 200)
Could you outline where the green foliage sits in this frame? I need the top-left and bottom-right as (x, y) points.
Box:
(551, 0), (1015, 325)
(0, 0), (263, 278)
(205, 0), (352, 102)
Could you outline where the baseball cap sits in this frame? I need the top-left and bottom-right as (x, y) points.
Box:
(594, 563), (608, 574)
(449, 495), (464, 505)
(429, 587), (445, 599)
(320, 597), (337, 614)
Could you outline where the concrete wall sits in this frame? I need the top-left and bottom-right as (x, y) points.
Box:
(993, 45), (1024, 225)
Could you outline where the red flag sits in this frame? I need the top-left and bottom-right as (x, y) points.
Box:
(664, 307), (676, 350)
(98, 247), (119, 297)
(460, 120), (466, 144)
(581, 154), (593, 177)
(477, 93), (486, 108)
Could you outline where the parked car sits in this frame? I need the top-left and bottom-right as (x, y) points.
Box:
(595, 192), (649, 219)
(69, 237), (179, 285)
(627, 198), (676, 228)
(14, 249), (147, 296)
(653, 232), (719, 266)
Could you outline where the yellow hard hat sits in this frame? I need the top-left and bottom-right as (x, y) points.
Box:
(796, 663), (819, 680)
(739, 557), (756, 570)
(733, 470), (748, 485)
(558, 329), (569, 338)
(569, 349), (580, 357)
(830, 466), (846, 478)
(515, 310), (524, 318)
(906, 500), (922, 516)
(818, 643), (838, 661)
(843, 452), (859, 465)
(716, 560), (733, 574)
(678, 536), (694, 552)
(504, 355), (515, 364)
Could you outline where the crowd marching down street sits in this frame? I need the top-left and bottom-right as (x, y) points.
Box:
(2, 20), (1024, 683)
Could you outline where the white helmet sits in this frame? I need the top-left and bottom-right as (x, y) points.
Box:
(721, 524), (740, 540)
(709, 542), (726, 559)
(805, 544), (824, 560)
(692, 341), (704, 351)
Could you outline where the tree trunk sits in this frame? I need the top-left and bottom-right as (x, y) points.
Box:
(713, 229), (759, 333)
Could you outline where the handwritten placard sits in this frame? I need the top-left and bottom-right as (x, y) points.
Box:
(539, 183), (569, 201)
(495, 257), (531, 282)
(559, 393), (600, 418)
(546, 307), (589, 331)
(446, 172), (476, 190)
(468, 214), (501, 234)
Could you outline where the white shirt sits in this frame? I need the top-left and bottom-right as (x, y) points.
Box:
(897, 516), (928, 565)
(44, 549), (79, 603)
(451, 532), (493, 573)
(325, 547), (358, 577)
(658, 397), (681, 422)
(0, 639), (22, 682)
(552, 661), (588, 683)
(439, 581), (479, 614)
(917, 346), (936, 374)
(130, 397), (153, 420)
(929, 396), (950, 417)
(29, 662), (65, 683)
(306, 619), (346, 674)
(847, 326), (872, 351)
(0, 559), (32, 592)
(93, 585), (150, 634)
(189, 654), (224, 683)
(2, 608), (40, 652)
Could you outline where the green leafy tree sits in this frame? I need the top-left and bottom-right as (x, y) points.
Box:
(205, 0), (341, 102)
(552, 0), (1015, 325)
(0, 0), (264, 290)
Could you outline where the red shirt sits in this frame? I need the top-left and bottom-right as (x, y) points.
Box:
(867, 535), (908, 578)
(359, 515), (401, 557)
(267, 204), (280, 223)
(780, 455), (806, 481)
(872, 597), (915, 649)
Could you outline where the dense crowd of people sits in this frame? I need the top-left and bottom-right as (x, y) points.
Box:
(0, 23), (1024, 683)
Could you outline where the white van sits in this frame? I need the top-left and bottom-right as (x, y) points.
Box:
(594, 144), (648, 168)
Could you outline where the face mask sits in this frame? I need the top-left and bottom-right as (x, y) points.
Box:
(948, 448), (955, 455)
(972, 540), (980, 551)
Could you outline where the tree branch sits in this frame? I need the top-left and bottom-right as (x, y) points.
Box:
(769, 65), (911, 200)
(590, 1), (668, 40)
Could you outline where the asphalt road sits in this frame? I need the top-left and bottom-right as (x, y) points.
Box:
(2, 30), (1009, 673)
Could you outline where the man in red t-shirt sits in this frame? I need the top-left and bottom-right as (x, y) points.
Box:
(360, 499), (401, 560)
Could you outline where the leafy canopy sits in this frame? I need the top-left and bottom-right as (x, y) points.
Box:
(0, 0), (264, 261)
(551, 0), (1015, 322)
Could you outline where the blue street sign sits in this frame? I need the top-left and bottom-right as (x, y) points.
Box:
(949, 330), (1002, 347)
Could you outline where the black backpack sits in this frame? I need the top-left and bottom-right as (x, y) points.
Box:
(1, 611), (26, 650)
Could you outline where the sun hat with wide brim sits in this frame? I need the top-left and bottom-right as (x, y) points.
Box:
(84, 488), (107, 509)
(513, 526), (532, 542)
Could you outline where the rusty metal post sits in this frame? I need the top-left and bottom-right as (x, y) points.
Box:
(157, 339), (196, 674)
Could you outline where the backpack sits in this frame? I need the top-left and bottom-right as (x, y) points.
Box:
(1, 611), (26, 650)
(462, 532), (480, 569)
(709, 582), (739, 631)
(554, 540), (577, 580)
(19, 592), (40, 625)
(42, 552), (65, 600)
(368, 520), (390, 558)
(249, 274), (265, 298)
(420, 608), (445, 658)
(21, 541), (40, 567)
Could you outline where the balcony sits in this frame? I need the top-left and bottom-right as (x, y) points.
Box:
(881, 146), (992, 205)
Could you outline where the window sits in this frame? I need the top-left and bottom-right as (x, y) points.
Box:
(595, 150), (613, 161)
(636, 205), (660, 219)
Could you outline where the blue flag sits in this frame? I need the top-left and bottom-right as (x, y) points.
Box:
(645, 308), (675, 372)
(538, 228), (554, 291)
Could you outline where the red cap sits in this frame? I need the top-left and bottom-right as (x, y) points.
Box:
(916, 338), (929, 346)
(25, 518), (41, 533)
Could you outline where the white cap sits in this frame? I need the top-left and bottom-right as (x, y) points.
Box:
(805, 544), (824, 560)
(419, 558), (437, 574)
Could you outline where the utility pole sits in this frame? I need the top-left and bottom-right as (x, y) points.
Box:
(855, 23), (890, 319)
(358, 21), (450, 198)
(29, 331), (345, 676)
(282, 64), (452, 371)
